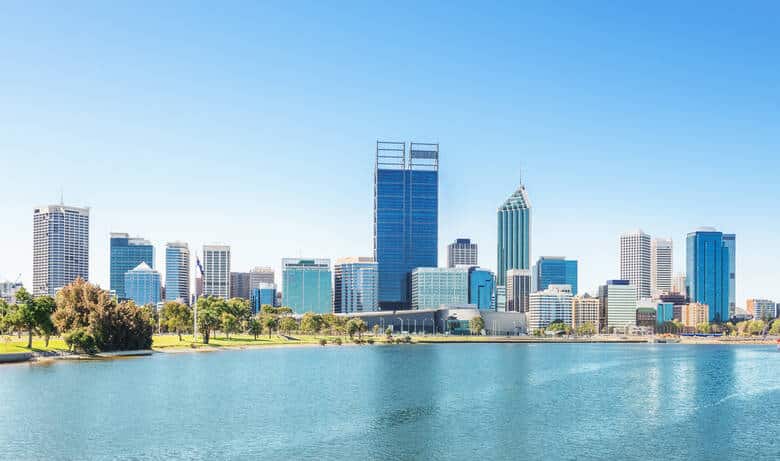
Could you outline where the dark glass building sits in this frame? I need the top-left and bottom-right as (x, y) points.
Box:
(374, 141), (439, 310)
(110, 233), (154, 300)
(533, 256), (578, 295)
(686, 228), (731, 323)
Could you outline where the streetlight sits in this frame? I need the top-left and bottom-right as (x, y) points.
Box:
(396, 317), (404, 335)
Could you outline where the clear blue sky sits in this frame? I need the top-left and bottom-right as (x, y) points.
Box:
(1, 1), (779, 305)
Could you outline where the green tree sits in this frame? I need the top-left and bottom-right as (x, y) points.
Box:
(385, 326), (393, 338)
(14, 288), (57, 348)
(225, 298), (252, 323)
(469, 316), (485, 335)
(220, 312), (238, 339)
(278, 316), (298, 334)
(577, 322), (596, 336)
(195, 296), (222, 344)
(160, 301), (192, 341)
(748, 320), (766, 336)
(696, 322), (711, 334)
(346, 319), (359, 339)
(262, 315), (278, 338)
(248, 318), (262, 340)
(372, 324), (380, 336)
(769, 320), (780, 336)
(300, 313), (322, 334)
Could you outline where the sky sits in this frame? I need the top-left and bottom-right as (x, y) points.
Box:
(1, 1), (779, 305)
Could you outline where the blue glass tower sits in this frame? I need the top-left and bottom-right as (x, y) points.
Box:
(251, 283), (277, 314)
(686, 229), (731, 323)
(374, 141), (438, 310)
(723, 234), (736, 317)
(497, 182), (531, 286)
(533, 257), (578, 295)
(468, 267), (495, 310)
(124, 262), (161, 306)
(282, 258), (332, 314)
(110, 233), (154, 300)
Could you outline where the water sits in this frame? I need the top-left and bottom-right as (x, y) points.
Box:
(1, 343), (779, 460)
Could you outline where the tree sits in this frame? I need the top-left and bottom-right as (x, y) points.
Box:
(355, 318), (368, 339)
(577, 322), (596, 336)
(161, 301), (192, 341)
(469, 317), (485, 335)
(300, 313), (322, 334)
(372, 324), (380, 336)
(14, 288), (56, 348)
(696, 322), (711, 334)
(770, 320), (780, 336)
(346, 319), (359, 339)
(748, 320), (766, 336)
(196, 296), (222, 344)
(262, 315), (278, 338)
(248, 318), (262, 340)
(278, 316), (298, 334)
(385, 326), (393, 338)
(225, 298), (252, 323)
(220, 312), (238, 339)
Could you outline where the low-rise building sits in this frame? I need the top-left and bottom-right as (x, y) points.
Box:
(682, 303), (709, 327)
(656, 302), (674, 325)
(572, 294), (600, 330)
(636, 307), (657, 329)
(746, 299), (776, 320)
(598, 280), (638, 332)
(528, 285), (572, 331)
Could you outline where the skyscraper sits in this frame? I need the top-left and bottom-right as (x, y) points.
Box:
(165, 242), (190, 305)
(468, 267), (495, 310)
(447, 238), (478, 267)
(723, 234), (736, 317)
(497, 181), (531, 286)
(230, 272), (251, 299)
(333, 257), (378, 314)
(506, 269), (531, 312)
(532, 256), (578, 295)
(203, 245), (231, 299)
(410, 267), (469, 310)
(686, 228), (731, 323)
(249, 266), (275, 289)
(528, 285), (573, 331)
(124, 262), (161, 306)
(282, 258), (332, 314)
(110, 233), (154, 300)
(598, 280), (638, 332)
(620, 230), (651, 299)
(32, 204), (90, 296)
(374, 141), (439, 310)
(651, 238), (673, 297)
(672, 273), (687, 296)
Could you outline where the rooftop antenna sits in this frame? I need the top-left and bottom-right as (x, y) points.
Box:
(59, 186), (64, 205)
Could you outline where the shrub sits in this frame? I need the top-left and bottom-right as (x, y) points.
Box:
(63, 328), (97, 354)
(403, 336), (412, 343)
(334, 337), (343, 346)
(367, 338), (375, 345)
(319, 338), (327, 346)
(395, 338), (403, 344)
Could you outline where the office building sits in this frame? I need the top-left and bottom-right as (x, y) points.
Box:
(746, 299), (776, 320)
(656, 302), (674, 325)
(447, 238), (478, 268)
(374, 141), (439, 310)
(164, 242), (190, 305)
(672, 273), (687, 297)
(572, 294), (600, 330)
(203, 245), (231, 299)
(110, 233), (154, 301)
(0, 280), (23, 304)
(251, 283), (277, 314)
(528, 285), (573, 331)
(620, 230), (651, 299)
(124, 262), (161, 306)
(660, 293), (687, 321)
(468, 267), (494, 310)
(636, 308), (657, 329)
(682, 303), (710, 328)
(506, 269), (531, 313)
(651, 238), (673, 297)
(598, 280), (638, 332)
(249, 266), (275, 289)
(495, 285), (507, 312)
(497, 181), (531, 286)
(230, 272), (251, 299)
(410, 267), (469, 310)
(333, 257), (378, 314)
(533, 256), (578, 295)
(723, 234), (736, 317)
(32, 204), (90, 296)
(282, 258), (332, 314)
(686, 228), (731, 322)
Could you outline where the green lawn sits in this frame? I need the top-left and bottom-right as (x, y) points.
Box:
(0, 336), (70, 354)
(152, 333), (352, 349)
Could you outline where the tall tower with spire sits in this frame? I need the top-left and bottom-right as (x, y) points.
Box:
(496, 180), (531, 288)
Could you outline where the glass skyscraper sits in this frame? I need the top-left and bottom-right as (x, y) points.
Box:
(282, 258), (332, 314)
(251, 283), (277, 314)
(124, 262), (161, 306)
(686, 228), (731, 323)
(110, 233), (154, 300)
(333, 257), (378, 314)
(374, 141), (439, 310)
(533, 257), (578, 295)
(497, 181), (531, 287)
(723, 234), (736, 317)
(165, 242), (190, 305)
(468, 267), (495, 310)
(410, 267), (468, 310)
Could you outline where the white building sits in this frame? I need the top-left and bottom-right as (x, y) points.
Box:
(572, 294), (600, 330)
(528, 284), (573, 331)
(33, 204), (90, 295)
(651, 238), (673, 297)
(620, 230), (651, 299)
(0, 280), (23, 304)
(249, 266), (275, 289)
(672, 273), (687, 295)
(447, 238), (478, 268)
(165, 242), (190, 305)
(599, 280), (638, 331)
(203, 244), (231, 299)
(746, 299), (776, 320)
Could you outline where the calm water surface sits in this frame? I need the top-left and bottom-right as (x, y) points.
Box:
(1, 344), (779, 460)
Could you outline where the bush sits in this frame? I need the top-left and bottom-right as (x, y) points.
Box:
(395, 338), (403, 344)
(403, 336), (412, 343)
(353, 338), (364, 344)
(319, 338), (327, 346)
(367, 338), (375, 345)
(334, 337), (343, 346)
(63, 328), (97, 354)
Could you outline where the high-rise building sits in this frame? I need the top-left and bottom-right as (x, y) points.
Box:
(651, 238), (673, 297)
(723, 234), (736, 317)
(598, 280), (638, 332)
(746, 299), (776, 320)
(195, 276), (203, 300)
(165, 242), (190, 305)
(32, 204), (90, 296)
(333, 257), (378, 314)
(686, 228), (731, 323)
(230, 272), (251, 299)
(447, 239), (478, 268)
(506, 269), (531, 313)
(672, 273), (687, 297)
(251, 283), (277, 314)
(282, 258), (332, 314)
(468, 267), (494, 310)
(374, 141), (439, 310)
(410, 267), (469, 310)
(495, 286), (507, 313)
(249, 266), (275, 289)
(656, 302), (675, 325)
(496, 181), (531, 286)
(682, 303), (710, 327)
(620, 230), (651, 299)
(660, 292), (688, 321)
(533, 257), (578, 295)
(124, 262), (161, 306)
(110, 233), (154, 301)
(0, 280), (23, 304)
(203, 245), (231, 299)
(572, 294), (600, 330)
(528, 285), (572, 331)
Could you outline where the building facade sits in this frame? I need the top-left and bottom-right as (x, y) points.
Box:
(682, 302), (710, 327)
(124, 262), (161, 306)
(656, 302), (674, 325)
(251, 283), (277, 314)
(506, 268), (531, 313)
(230, 272), (251, 299)
(672, 273), (687, 297)
(410, 267), (469, 310)
(203, 245), (231, 299)
(333, 257), (378, 314)
(723, 234), (736, 317)
(572, 294), (600, 331)
(249, 266), (275, 289)
(33, 204), (90, 296)
(110, 233), (154, 301)
(620, 230), (651, 299)
(533, 256), (578, 295)
(528, 285), (573, 331)
(468, 267), (494, 310)
(651, 238), (673, 297)
(686, 229), (731, 322)
(598, 280), (638, 332)
(746, 299), (776, 320)
(374, 141), (439, 310)
(497, 181), (531, 286)
(165, 242), (190, 305)
(447, 238), (478, 268)
(282, 258), (332, 314)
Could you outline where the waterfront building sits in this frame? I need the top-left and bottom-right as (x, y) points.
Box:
(682, 303), (710, 327)
(0, 280), (23, 304)
(203, 245), (231, 299)
(686, 228), (731, 322)
(230, 272), (251, 299)
(110, 233), (154, 301)
(746, 299), (776, 320)
(124, 262), (161, 306)
(651, 238), (673, 297)
(249, 266), (275, 289)
(571, 294), (600, 331)
(532, 256), (578, 295)
(410, 267), (469, 310)
(374, 141), (439, 310)
(468, 267), (494, 310)
(620, 230), (651, 299)
(333, 257), (378, 314)
(32, 204), (90, 296)
(282, 258), (332, 314)
(672, 273), (687, 297)
(495, 285), (507, 312)
(723, 234), (736, 317)
(598, 280), (638, 332)
(251, 283), (277, 314)
(528, 285), (572, 331)
(636, 308), (657, 329)
(164, 242), (190, 305)
(506, 269), (531, 312)
(447, 238), (478, 268)
(660, 292), (687, 321)
(496, 181), (531, 286)
(656, 302), (675, 325)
